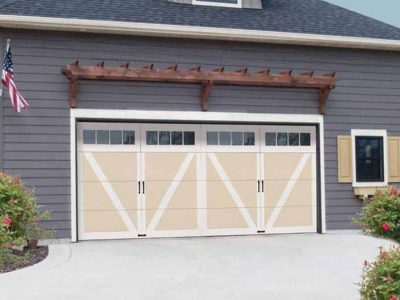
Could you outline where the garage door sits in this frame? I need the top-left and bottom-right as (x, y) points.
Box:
(77, 123), (317, 240)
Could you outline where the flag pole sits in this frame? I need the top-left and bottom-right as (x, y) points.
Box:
(0, 38), (9, 97)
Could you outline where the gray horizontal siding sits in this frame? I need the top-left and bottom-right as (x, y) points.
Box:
(1, 28), (400, 238)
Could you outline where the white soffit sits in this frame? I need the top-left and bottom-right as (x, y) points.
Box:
(0, 15), (400, 51)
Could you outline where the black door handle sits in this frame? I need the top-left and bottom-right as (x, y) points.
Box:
(142, 181), (145, 194)
(262, 180), (264, 193)
(138, 181), (141, 194)
(257, 180), (260, 193)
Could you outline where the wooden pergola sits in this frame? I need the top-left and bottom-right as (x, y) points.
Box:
(62, 61), (338, 114)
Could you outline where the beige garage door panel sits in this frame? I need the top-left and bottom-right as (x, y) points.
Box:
(207, 153), (258, 181)
(146, 209), (199, 232)
(144, 152), (197, 181)
(265, 206), (314, 228)
(207, 208), (257, 230)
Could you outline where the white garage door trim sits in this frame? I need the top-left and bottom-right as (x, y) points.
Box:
(70, 109), (325, 242)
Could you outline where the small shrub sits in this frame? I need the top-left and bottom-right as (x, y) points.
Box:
(360, 246), (400, 300)
(0, 172), (45, 240)
(354, 186), (400, 242)
(0, 172), (51, 270)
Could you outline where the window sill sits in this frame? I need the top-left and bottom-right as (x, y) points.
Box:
(353, 186), (387, 198)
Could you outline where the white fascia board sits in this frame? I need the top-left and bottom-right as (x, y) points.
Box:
(1, 15), (400, 52)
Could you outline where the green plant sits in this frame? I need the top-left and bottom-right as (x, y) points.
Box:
(0, 172), (45, 240)
(0, 248), (27, 270)
(354, 187), (400, 242)
(360, 246), (400, 300)
(26, 219), (54, 242)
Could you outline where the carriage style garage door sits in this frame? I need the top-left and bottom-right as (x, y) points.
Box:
(77, 122), (317, 240)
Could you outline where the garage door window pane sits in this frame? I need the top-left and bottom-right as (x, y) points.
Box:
(232, 132), (243, 145)
(207, 132), (218, 145)
(171, 131), (183, 145)
(159, 131), (171, 145)
(277, 133), (288, 146)
(123, 131), (135, 145)
(265, 132), (276, 146)
(147, 131), (158, 145)
(244, 132), (255, 146)
(219, 132), (231, 145)
(83, 130), (96, 144)
(300, 133), (311, 146)
(97, 130), (109, 144)
(289, 133), (300, 146)
(110, 131), (122, 145)
(184, 132), (195, 145)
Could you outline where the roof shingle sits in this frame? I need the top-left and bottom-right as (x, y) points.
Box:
(1, 0), (399, 40)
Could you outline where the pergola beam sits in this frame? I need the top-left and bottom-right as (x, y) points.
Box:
(62, 62), (338, 113)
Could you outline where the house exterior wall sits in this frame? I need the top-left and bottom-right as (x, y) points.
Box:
(1, 29), (400, 238)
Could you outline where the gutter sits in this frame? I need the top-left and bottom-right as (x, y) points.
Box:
(1, 15), (400, 51)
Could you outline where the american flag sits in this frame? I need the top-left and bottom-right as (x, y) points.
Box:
(2, 44), (29, 112)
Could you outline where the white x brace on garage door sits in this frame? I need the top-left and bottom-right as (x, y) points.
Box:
(77, 122), (317, 240)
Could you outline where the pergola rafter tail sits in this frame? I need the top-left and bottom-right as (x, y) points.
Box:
(62, 61), (338, 114)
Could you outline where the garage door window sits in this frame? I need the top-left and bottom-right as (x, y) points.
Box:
(207, 131), (255, 146)
(83, 129), (136, 145)
(265, 132), (311, 146)
(146, 131), (195, 146)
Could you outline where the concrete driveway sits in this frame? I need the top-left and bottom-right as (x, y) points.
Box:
(0, 232), (397, 300)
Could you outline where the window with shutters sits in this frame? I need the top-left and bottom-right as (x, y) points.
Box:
(351, 129), (388, 187)
(193, 0), (242, 8)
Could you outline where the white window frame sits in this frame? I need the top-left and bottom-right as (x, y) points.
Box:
(351, 129), (388, 188)
(193, 0), (242, 8)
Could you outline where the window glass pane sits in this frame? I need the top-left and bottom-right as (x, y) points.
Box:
(184, 132), (195, 145)
(83, 130), (96, 144)
(265, 132), (276, 146)
(97, 130), (109, 144)
(171, 131), (183, 145)
(159, 131), (171, 145)
(219, 132), (231, 145)
(356, 136), (384, 182)
(197, 0), (238, 3)
(207, 132), (218, 145)
(244, 132), (255, 146)
(110, 130), (122, 145)
(123, 131), (135, 145)
(289, 133), (300, 146)
(146, 131), (158, 145)
(277, 133), (288, 146)
(300, 133), (311, 146)
(232, 132), (243, 146)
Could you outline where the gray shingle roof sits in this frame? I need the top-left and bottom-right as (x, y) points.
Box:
(1, 0), (400, 40)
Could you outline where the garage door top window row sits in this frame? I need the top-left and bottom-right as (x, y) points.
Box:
(207, 131), (255, 146)
(147, 131), (195, 146)
(266, 132), (311, 146)
(83, 130), (135, 145)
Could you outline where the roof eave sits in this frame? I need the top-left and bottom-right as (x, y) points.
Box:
(1, 15), (400, 51)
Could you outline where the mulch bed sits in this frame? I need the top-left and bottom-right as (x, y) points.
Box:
(0, 246), (48, 274)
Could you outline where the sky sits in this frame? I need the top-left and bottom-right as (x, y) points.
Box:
(323, 0), (400, 28)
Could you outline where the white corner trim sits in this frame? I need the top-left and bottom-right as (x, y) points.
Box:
(70, 116), (77, 242)
(1, 14), (400, 51)
(351, 129), (388, 188)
